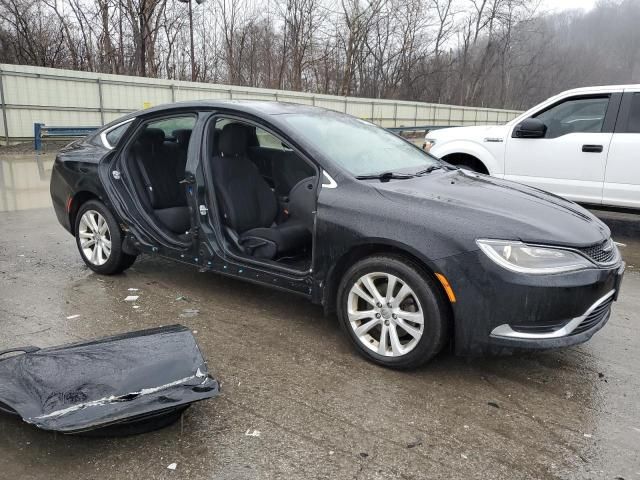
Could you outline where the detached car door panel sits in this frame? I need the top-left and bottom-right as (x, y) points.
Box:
(603, 91), (640, 208)
(504, 95), (620, 205)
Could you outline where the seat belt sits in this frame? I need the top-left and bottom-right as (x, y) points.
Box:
(137, 159), (156, 206)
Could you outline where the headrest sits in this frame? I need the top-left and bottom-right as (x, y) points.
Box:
(218, 123), (248, 157)
(137, 128), (165, 147)
(172, 129), (192, 147)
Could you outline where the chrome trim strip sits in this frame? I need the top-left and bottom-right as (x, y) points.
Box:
(322, 170), (337, 189)
(490, 290), (615, 340)
(100, 118), (134, 149)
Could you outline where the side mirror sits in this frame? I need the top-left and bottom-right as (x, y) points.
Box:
(512, 118), (547, 139)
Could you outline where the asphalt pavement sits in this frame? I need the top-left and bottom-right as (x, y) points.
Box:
(0, 151), (639, 479)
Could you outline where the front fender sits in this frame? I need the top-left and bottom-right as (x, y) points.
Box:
(431, 140), (503, 175)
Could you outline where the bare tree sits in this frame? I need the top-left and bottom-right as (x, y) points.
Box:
(1, 0), (639, 110)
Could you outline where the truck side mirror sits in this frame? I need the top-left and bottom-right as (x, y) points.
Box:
(512, 118), (547, 139)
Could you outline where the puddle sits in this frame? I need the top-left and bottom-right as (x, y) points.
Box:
(0, 153), (55, 212)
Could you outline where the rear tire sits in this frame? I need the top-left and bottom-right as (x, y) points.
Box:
(336, 255), (450, 369)
(74, 200), (137, 275)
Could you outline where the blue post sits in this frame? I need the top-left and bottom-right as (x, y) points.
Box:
(34, 123), (44, 152)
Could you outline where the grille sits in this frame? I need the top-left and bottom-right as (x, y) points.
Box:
(571, 295), (614, 335)
(577, 239), (617, 264)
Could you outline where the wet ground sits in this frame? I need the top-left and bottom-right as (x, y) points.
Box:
(1, 151), (639, 479)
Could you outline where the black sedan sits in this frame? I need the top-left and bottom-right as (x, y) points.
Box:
(50, 101), (625, 368)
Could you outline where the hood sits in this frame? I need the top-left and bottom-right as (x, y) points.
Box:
(428, 124), (506, 141)
(372, 169), (610, 248)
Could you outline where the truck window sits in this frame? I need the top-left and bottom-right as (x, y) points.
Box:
(535, 96), (609, 138)
(626, 93), (640, 133)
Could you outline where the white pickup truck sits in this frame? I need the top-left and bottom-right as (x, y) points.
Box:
(426, 85), (640, 210)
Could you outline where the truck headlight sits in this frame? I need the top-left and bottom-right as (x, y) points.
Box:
(476, 239), (593, 274)
(423, 138), (436, 151)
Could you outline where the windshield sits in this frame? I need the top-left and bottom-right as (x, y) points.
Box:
(279, 112), (439, 176)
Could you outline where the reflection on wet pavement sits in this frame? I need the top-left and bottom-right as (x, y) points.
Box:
(0, 151), (639, 479)
(0, 153), (55, 212)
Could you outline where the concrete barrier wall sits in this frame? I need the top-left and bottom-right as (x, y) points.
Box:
(0, 63), (522, 143)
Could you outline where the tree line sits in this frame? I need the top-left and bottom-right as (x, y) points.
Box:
(0, 0), (638, 110)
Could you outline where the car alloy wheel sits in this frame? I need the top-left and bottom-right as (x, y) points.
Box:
(78, 210), (112, 266)
(347, 272), (425, 357)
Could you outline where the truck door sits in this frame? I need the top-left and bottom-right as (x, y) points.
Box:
(504, 94), (621, 205)
(603, 91), (640, 209)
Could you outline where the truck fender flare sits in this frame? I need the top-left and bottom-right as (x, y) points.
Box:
(433, 141), (500, 175)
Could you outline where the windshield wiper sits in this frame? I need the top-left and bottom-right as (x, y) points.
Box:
(414, 165), (444, 176)
(355, 172), (415, 182)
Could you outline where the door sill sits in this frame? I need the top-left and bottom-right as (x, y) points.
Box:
(222, 245), (312, 277)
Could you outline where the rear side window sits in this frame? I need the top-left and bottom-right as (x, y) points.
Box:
(626, 93), (640, 133)
(147, 117), (196, 139)
(535, 96), (609, 138)
(104, 123), (131, 147)
(100, 120), (134, 149)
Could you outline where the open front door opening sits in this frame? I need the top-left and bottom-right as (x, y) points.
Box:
(205, 116), (318, 272)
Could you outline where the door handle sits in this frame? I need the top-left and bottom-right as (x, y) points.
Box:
(582, 144), (603, 153)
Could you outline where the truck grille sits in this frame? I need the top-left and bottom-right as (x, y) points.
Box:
(571, 295), (614, 335)
(577, 239), (617, 265)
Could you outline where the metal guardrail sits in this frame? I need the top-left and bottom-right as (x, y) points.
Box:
(31, 122), (453, 152)
(34, 123), (98, 151)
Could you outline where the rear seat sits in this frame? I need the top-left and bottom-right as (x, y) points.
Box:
(173, 129), (192, 149)
(130, 128), (190, 233)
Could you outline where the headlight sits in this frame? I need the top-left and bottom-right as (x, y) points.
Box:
(476, 239), (593, 274)
(423, 138), (436, 151)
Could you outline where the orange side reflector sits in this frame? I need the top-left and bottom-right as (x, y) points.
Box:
(435, 273), (456, 303)
(66, 196), (73, 213)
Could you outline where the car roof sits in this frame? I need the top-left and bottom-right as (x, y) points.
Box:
(557, 84), (640, 96)
(131, 100), (325, 119)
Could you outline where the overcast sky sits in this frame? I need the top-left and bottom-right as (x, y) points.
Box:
(540, 0), (599, 12)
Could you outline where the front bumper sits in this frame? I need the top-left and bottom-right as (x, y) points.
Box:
(435, 250), (625, 355)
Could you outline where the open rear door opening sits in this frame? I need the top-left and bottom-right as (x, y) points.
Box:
(114, 114), (199, 250)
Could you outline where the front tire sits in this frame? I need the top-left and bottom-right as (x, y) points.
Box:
(75, 200), (136, 275)
(337, 255), (450, 369)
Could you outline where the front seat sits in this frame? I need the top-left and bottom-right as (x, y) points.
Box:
(211, 123), (313, 259)
(271, 150), (316, 198)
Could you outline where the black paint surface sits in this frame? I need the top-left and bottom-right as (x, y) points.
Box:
(0, 325), (219, 434)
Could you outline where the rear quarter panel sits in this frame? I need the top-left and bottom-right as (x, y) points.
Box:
(50, 141), (111, 233)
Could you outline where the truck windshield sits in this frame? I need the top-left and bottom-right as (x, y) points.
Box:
(279, 112), (439, 176)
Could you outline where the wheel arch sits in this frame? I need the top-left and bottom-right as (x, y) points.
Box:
(69, 191), (100, 236)
(433, 141), (498, 174)
(442, 152), (489, 174)
(323, 240), (453, 318)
